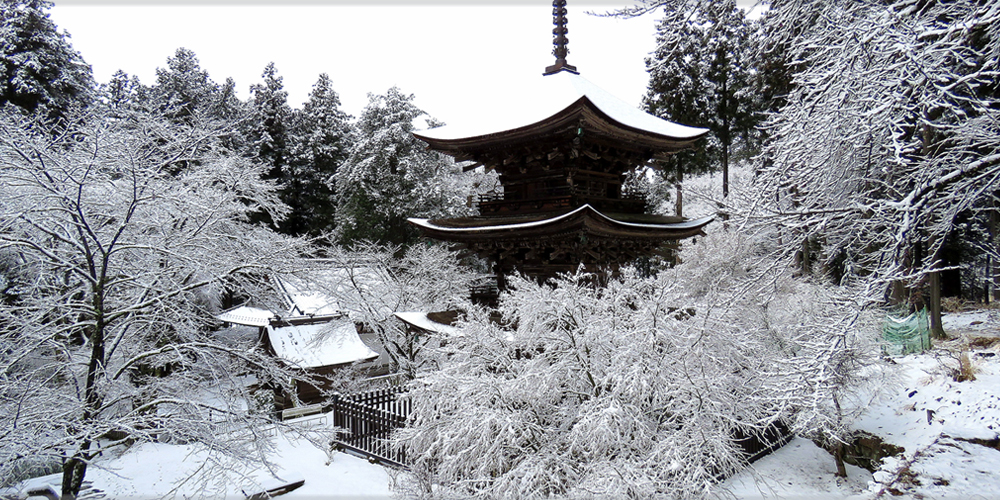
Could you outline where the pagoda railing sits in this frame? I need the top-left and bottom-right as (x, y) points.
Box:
(477, 189), (645, 215)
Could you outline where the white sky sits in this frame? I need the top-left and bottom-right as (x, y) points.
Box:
(49, 1), (759, 128)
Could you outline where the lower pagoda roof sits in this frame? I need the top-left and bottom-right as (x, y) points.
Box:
(408, 204), (713, 242)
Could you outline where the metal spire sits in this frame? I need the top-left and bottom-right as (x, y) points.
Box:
(544, 0), (578, 75)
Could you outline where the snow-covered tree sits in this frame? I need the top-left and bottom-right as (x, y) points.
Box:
(248, 62), (292, 177)
(245, 62), (297, 232)
(102, 69), (146, 118)
(148, 48), (220, 124)
(394, 220), (885, 497)
(301, 242), (483, 378)
(333, 87), (472, 246)
(283, 73), (355, 237)
(747, 0), (1000, 332)
(0, 0), (94, 117)
(644, 0), (757, 201)
(0, 105), (317, 499)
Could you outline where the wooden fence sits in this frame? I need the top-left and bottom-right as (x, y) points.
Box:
(330, 387), (411, 468)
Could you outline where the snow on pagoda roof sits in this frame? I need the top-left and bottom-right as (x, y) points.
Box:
(266, 319), (378, 369)
(394, 312), (459, 337)
(408, 204), (714, 235)
(216, 306), (275, 327)
(414, 71), (707, 142)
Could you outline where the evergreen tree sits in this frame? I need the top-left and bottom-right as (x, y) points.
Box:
(102, 69), (146, 118)
(285, 73), (355, 237)
(212, 76), (248, 154)
(0, 0), (94, 116)
(246, 62), (293, 230)
(644, 0), (756, 201)
(248, 62), (292, 180)
(334, 87), (469, 247)
(148, 47), (219, 123)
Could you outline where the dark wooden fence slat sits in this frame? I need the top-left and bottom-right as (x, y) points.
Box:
(332, 386), (410, 467)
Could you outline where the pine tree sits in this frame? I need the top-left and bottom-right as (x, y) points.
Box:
(245, 62), (293, 231)
(0, 0), (94, 116)
(212, 77), (248, 154)
(644, 0), (756, 202)
(102, 69), (146, 118)
(248, 62), (292, 181)
(334, 87), (468, 246)
(148, 47), (219, 123)
(284, 73), (355, 237)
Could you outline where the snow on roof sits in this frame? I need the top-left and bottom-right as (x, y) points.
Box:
(216, 306), (275, 327)
(408, 204), (715, 234)
(415, 71), (707, 141)
(266, 319), (378, 369)
(275, 276), (342, 316)
(394, 312), (459, 336)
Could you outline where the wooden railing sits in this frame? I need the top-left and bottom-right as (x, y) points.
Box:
(476, 189), (645, 215)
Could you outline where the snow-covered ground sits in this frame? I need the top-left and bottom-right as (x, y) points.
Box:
(84, 432), (392, 499)
(8, 424), (393, 500)
(727, 308), (1000, 500)
(9, 310), (997, 500)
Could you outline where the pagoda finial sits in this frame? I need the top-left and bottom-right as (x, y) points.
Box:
(544, 0), (579, 76)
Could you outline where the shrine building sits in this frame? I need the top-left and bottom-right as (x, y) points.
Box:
(408, 0), (712, 289)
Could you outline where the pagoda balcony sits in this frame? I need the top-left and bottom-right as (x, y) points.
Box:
(476, 188), (646, 215)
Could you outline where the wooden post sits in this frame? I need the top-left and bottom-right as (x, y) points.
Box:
(674, 164), (683, 218)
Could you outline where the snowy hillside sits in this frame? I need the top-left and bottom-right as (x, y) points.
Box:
(7, 310), (996, 500)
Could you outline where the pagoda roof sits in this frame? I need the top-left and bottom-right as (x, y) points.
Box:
(408, 204), (713, 242)
(413, 71), (708, 157)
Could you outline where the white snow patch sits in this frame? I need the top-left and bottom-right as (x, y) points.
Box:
(724, 437), (873, 499)
(394, 311), (458, 336)
(79, 431), (392, 499)
(216, 305), (274, 327)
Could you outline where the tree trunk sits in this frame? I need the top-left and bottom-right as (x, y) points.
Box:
(722, 137), (730, 199)
(929, 267), (946, 339)
(60, 444), (89, 499)
(801, 236), (812, 275)
(991, 197), (999, 303)
(833, 441), (848, 478)
(62, 292), (106, 499)
(721, 73), (730, 198)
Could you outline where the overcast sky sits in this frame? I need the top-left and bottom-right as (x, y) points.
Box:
(49, 1), (759, 128)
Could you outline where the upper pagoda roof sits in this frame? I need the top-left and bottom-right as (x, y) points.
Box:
(414, 71), (708, 155)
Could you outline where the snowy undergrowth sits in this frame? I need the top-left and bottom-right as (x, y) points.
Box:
(8, 317), (994, 500)
(727, 309), (1000, 500)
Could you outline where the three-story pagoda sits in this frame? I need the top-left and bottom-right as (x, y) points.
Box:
(408, 0), (712, 288)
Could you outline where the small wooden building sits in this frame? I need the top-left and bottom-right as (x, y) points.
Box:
(263, 315), (379, 406)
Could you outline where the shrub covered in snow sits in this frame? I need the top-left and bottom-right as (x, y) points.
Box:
(395, 225), (885, 498)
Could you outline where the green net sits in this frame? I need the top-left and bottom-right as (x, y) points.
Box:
(883, 308), (931, 356)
